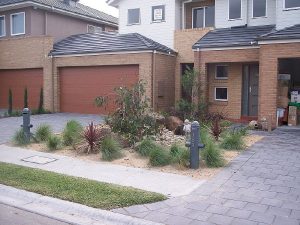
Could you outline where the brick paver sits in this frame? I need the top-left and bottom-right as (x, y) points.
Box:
(114, 129), (300, 225)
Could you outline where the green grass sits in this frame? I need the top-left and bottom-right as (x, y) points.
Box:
(35, 124), (52, 142)
(13, 129), (29, 146)
(100, 137), (122, 161)
(0, 162), (166, 209)
(220, 131), (245, 150)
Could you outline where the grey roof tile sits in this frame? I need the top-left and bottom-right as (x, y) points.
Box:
(193, 25), (275, 49)
(50, 32), (176, 56)
(258, 24), (300, 41)
(0, 0), (118, 25)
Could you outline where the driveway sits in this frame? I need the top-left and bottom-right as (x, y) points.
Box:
(0, 113), (104, 144)
(114, 129), (300, 225)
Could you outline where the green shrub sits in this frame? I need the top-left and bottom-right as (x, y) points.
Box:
(38, 87), (44, 113)
(100, 137), (122, 161)
(201, 139), (224, 168)
(35, 124), (52, 142)
(149, 146), (170, 167)
(8, 89), (12, 116)
(47, 135), (61, 151)
(24, 87), (28, 108)
(220, 132), (245, 150)
(13, 129), (29, 146)
(239, 127), (249, 136)
(136, 139), (157, 157)
(170, 144), (190, 168)
(62, 120), (83, 146)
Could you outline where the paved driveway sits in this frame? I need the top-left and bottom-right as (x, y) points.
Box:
(0, 113), (104, 144)
(114, 129), (300, 225)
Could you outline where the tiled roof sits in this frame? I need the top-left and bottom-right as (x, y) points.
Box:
(50, 32), (176, 56)
(0, 0), (118, 25)
(258, 24), (300, 41)
(193, 25), (275, 49)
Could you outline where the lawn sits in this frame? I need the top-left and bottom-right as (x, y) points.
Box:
(0, 162), (166, 209)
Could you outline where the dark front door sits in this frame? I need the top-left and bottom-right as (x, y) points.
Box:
(242, 64), (259, 117)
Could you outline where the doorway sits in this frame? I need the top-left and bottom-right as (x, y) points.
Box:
(242, 64), (259, 117)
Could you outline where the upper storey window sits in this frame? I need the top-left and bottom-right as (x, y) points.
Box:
(152, 5), (165, 22)
(253, 0), (267, 18)
(0, 16), (5, 37)
(284, 0), (300, 9)
(193, 6), (215, 28)
(11, 12), (25, 35)
(229, 0), (242, 20)
(128, 8), (140, 25)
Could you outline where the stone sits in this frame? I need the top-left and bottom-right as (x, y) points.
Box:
(165, 116), (183, 131)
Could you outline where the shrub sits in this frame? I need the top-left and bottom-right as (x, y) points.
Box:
(201, 139), (224, 168)
(13, 129), (29, 146)
(170, 144), (190, 168)
(206, 112), (225, 141)
(8, 89), (12, 115)
(63, 120), (83, 146)
(47, 135), (61, 151)
(100, 137), (122, 161)
(24, 87), (28, 108)
(35, 124), (52, 142)
(38, 88), (44, 113)
(136, 139), (157, 157)
(221, 132), (245, 150)
(149, 146), (170, 167)
(83, 122), (101, 154)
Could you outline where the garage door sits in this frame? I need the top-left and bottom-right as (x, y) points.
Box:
(60, 65), (139, 114)
(0, 69), (43, 110)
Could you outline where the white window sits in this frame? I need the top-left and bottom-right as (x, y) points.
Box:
(11, 12), (25, 35)
(128, 8), (140, 25)
(192, 6), (215, 28)
(229, 0), (242, 20)
(87, 25), (103, 33)
(215, 65), (228, 79)
(0, 16), (5, 37)
(253, 0), (267, 17)
(215, 87), (228, 101)
(284, 0), (300, 9)
(152, 5), (165, 22)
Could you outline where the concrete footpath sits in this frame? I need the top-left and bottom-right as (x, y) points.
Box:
(0, 145), (205, 197)
(0, 184), (161, 225)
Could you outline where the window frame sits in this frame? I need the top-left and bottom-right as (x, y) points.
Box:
(127, 8), (141, 25)
(152, 5), (166, 23)
(215, 65), (229, 80)
(192, 6), (215, 29)
(215, 87), (228, 101)
(283, 0), (300, 10)
(0, 15), (5, 37)
(10, 12), (25, 36)
(252, 0), (267, 18)
(87, 24), (103, 33)
(228, 0), (242, 21)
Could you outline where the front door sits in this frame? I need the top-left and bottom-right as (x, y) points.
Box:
(242, 64), (259, 117)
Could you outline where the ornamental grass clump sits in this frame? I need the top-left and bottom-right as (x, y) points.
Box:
(221, 131), (245, 150)
(170, 144), (190, 168)
(47, 135), (61, 151)
(136, 139), (157, 157)
(100, 136), (122, 161)
(201, 139), (225, 168)
(62, 120), (83, 147)
(149, 145), (171, 167)
(35, 124), (52, 142)
(13, 129), (29, 146)
(83, 122), (101, 154)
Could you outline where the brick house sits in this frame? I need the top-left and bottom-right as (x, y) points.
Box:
(0, 0), (117, 110)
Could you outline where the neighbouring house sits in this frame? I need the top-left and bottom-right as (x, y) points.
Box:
(0, 0), (117, 110)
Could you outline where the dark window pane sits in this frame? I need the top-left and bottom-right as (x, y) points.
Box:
(12, 13), (25, 34)
(216, 88), (228, 100)
(205, 6), (215, 27)
(128, 8), (140, 24)
(193, 8), (204, 28)
(152, 5), (165, 21)
(229, 0), (241, 19)
(285, 0), (300, 8)
(253, 0), (266, 17)
(216, 65), (228, 79)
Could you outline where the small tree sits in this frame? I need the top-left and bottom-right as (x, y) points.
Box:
(8, 89), (13, 115)
(38, 88), (44, 113)
(24, 87), (28, 108)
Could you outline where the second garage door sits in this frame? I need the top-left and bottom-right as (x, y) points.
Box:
(60, 65), (139, 114)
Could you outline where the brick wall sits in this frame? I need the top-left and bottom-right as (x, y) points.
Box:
(154, 53), (176, 112)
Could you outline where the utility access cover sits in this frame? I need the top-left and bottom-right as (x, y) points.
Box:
(21, 156), (58, 165)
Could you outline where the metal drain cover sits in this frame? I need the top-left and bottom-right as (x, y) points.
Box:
(21, 156), (58, 165)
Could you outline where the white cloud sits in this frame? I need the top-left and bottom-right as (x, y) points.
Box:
(80, 0), (119, 17)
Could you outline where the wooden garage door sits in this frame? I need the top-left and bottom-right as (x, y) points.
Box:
(60, 65), (139, 114)
(0, 69), (43, 110)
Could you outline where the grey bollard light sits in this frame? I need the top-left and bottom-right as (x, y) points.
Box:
(22, 108), (33, 143)
(185, 121), (205, 169)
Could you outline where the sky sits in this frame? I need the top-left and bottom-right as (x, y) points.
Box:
(80, 0), (119, 17)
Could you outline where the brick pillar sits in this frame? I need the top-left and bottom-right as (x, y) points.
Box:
(259, 45), (278, 129)
(43, 37), (54, 112)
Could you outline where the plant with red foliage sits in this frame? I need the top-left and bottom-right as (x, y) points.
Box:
(206, 112), (225, 141)
(83, 122), (101, 154)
